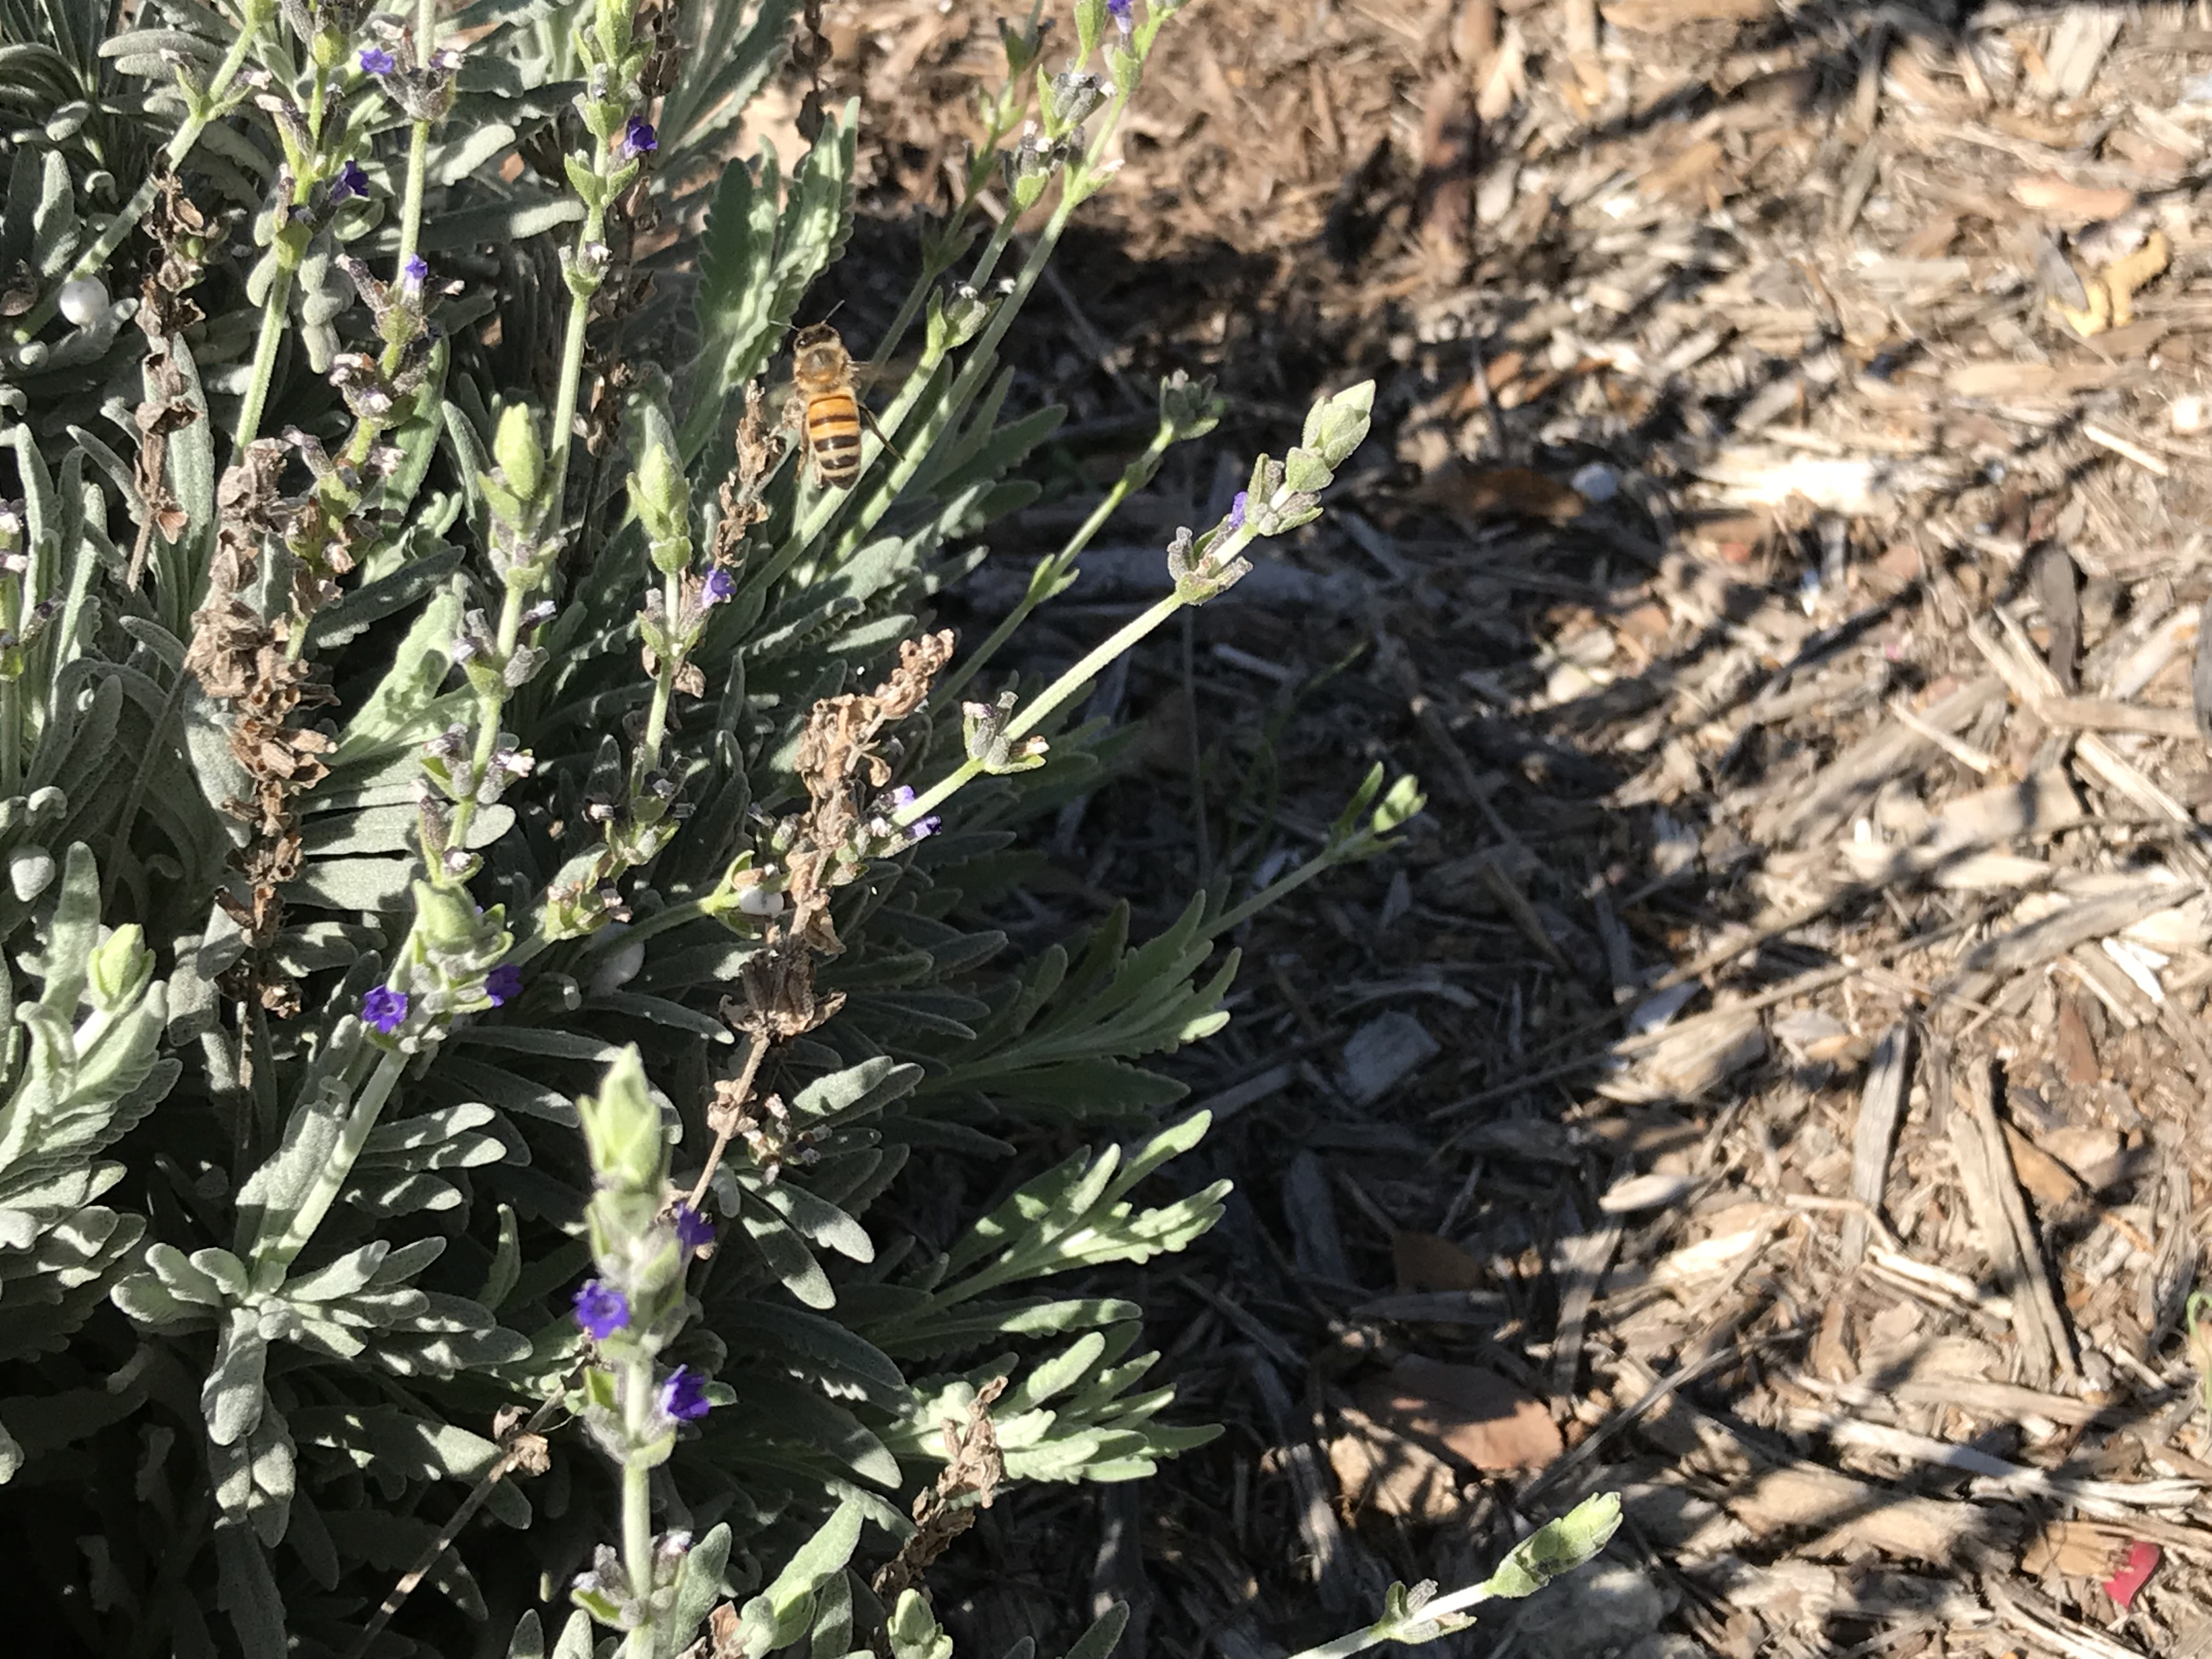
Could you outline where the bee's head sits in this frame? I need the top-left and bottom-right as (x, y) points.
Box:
(793, 323), (845, 374)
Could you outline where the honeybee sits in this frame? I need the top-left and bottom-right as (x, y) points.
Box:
(785, 323), (882, 490)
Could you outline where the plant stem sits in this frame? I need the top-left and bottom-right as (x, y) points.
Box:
(1007, 590), (1181, 742)
(895, 589), (1186, 831)
(575, 893), (707, 962)
(0, 678), (19, 798)
(249, 1046), (408, 1289)
(619, 1352), (657, 1657)
(441, 579), (532, 877)
(1278, 1588), (1498, 1659)
(235, 52), (334, 452)
(394, 0), (437, 278)
(545, 198), (608, 513)
(637, 568), (682, 777)
(1207, 839), (1353, 939)
(681, 1030), (769, 1212)
(936, 424), (1171, 706)
(232, 262), (297, 449)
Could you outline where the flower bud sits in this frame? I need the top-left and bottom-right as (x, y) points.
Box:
(1157, 370), (1223, 442)
(1047, 70), (1109, 133)
(87, 924), (153, 1012)
(577, 1045), (665, 1198)
(1300, 379), (1375, 470)
(493, 402), (546, 515)
(927, 281), (994, 353)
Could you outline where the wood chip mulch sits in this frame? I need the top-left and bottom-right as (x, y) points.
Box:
(786, 3), (2212, 1656)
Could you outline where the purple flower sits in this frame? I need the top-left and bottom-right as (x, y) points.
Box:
(484, 963), (523, 1006)
(657, 1364), (711, 1421)
(359, 46), (396, 75)
(1107, 0), (1133, 30)
(673, 1203), (715, 1255)
(1226, 490), (1249, 532)
(909, 814), (942, 843)
(701, 567), (736, 606)
(889, 785), (917, 811)
(401, 253), (428, 292)
(572, 1279), (630, 1339)
(360, 985), (408, 1034)
(619, 117), (658, 162)
(330, 160), (370, 202)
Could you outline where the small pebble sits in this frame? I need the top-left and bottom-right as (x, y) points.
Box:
(1570, 461), (1617, 503)
(2172, 394), (2208, 436)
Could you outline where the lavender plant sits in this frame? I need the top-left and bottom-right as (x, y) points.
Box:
(0, 0), (1446, 1654)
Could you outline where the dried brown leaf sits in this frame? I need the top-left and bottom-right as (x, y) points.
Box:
(1392, 1231), (1486, 1293)
(1409, 464), (1585, 524)
(1354, 1357), (1562, 1473)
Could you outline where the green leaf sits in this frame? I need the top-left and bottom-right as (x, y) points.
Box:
(740, 1498), (864, 1654)
(684, 104), (858, 459)
(329, 582), (464, 765)
(213, 1525), (286, 1659)
(665, 1525), (733, 1657)
(789, 1057), (922, 1127)
(1062, 1604), (1128, 1659)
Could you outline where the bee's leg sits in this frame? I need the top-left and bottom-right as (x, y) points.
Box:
(859, 404), (903, 464)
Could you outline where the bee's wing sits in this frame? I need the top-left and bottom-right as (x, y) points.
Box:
(2033, 235), (2090, 312)
(854, 349), (924, 393)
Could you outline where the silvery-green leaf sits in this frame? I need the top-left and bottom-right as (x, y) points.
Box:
(666, 1523), (734, 1655)
(213, 1523), (286, 1659)
(202, 1307), (269, 1446)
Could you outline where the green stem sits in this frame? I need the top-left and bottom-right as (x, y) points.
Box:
(895, 589), (1189, 832)
(0, 677), (19, 798)
(442, 580), (532, 876)
(232, 259), (297, 450)
(1008, 590), (1180, 741)
(394, 0), (437, 280)
(867, 58), (1032, 375)
(637, 569), (682, 777)
(576, 891), (704, 962)
(249, 1046), (407, 1289)
(619, 1353), (657, 1656)
(545, 201), (608, 512)
(1280, 1585), (1499, 1659)
(1207, 838), (1353, 939)
(936, 424), (1171, 706)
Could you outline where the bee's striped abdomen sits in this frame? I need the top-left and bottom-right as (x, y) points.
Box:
(805, 392), (864, 488)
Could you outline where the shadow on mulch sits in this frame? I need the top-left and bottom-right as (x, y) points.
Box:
(802, 0), (2210, 1655)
